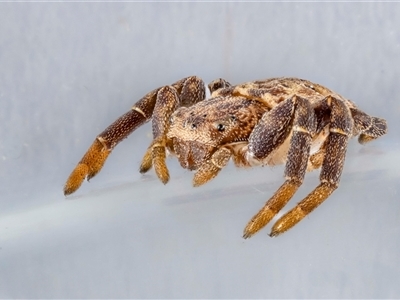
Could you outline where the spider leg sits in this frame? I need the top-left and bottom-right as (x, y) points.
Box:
(139, 86), (180, 184)
(193, 147), (232, 187)
(208, 78), (233, 96)
(243, 96), (315, 239)
(64, 94), (155, 196)
(350, 107), (387, 144)
(64, 76), (205, 195)
(270, 96), (353, 237)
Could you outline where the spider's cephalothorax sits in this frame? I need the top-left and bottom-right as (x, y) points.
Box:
(64, 76), (387, 238)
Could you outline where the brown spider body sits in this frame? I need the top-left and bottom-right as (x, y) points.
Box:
(167, 95), (267, 170)
(64, 76), (387, 238)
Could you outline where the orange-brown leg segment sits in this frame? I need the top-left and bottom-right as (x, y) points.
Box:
(243, 96), (315, 238)
(64, 107), (151, 195)
(270, 96), (353, 237)
(64, 76), (205, 195)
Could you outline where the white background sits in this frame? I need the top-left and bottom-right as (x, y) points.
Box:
(0, 2), (399, 298)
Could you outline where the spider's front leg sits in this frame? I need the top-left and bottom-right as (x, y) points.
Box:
(138, 87), (180, 184)
(138, 77), (207, 184)
(64, 76), (205, 195)
(243, 95), (316, 239)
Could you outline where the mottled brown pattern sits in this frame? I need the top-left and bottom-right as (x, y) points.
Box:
(248, 97), (295, 160)
(64, 76), (388, 238)
(100, 110), (147, 149)
(208, 78), (232, 95)
(243, 96), (315, 238)
(193, 147), (231, 187)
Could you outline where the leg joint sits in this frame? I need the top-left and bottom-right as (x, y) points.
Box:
(131, 106), (147, 118)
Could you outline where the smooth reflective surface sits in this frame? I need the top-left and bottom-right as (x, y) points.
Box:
(0, 3), (399, 298)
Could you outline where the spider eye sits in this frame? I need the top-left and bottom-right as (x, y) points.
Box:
(191, 123), (197, 129)
(216, 124), (225, 132)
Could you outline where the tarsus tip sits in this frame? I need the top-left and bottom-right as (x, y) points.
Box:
(242, 232), (252, 239)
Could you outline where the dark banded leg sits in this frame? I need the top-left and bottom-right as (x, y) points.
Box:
(247, 97), (296, 160)
(63, 92), (156, 195)
(64, 76), (206, 195)
(270, 96), (353, 237)
(193, 147), (232, 187)
(243, 96), (315, 239)
(350, 108), (388, 144)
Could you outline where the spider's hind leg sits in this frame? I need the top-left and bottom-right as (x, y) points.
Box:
(350, 107), (388, 144)
(243, 96), (316, 239)
(270, 96), (353, 237)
